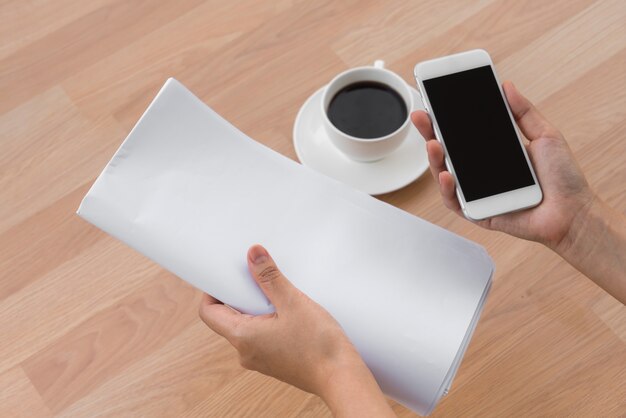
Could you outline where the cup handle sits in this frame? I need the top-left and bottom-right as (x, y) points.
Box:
(374, 60), (385, 69)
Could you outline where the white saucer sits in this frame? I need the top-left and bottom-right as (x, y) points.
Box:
(293, 86), (429, 195)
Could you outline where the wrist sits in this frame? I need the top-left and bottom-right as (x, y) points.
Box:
(552, 194), (616, 271)
(550, 194), (626, 304)
(551, 194), (602, 258)
(316, 345), (368, 401)
(316, 346), (394, 417)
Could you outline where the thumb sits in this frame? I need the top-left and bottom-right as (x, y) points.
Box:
(247, 245), (294, 310)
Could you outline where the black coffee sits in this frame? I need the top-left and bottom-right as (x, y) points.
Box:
(327, 81), (407, 139)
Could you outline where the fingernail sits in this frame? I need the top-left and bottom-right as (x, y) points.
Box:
(249, 245), (269, 265)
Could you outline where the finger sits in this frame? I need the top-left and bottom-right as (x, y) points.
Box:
(439, 172), (462, 214)
(424, 134), (463, 216)
(198, 293), (242, 340)
(503, 81), (557, 141)
(247, 245), (295, 311)
(203, 293), (221, 305)
(426, 139), (446, 182)
(411, 110), (435, 141)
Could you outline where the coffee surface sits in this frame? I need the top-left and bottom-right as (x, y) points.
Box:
(327, 81), (407, 139)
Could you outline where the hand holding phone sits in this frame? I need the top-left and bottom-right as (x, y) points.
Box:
(412, 52), (626, 305)
(412, 52), (594, 250)
(414, 49), (542, 220)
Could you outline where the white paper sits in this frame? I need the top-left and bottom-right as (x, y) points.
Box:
(77, 78), (493, 415)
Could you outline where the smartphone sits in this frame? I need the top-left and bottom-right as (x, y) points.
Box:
(413, 49), (542, 220)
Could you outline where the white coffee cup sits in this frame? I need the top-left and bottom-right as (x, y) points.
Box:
(321, 60), (414, 162)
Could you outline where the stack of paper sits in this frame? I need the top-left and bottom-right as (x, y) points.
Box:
(77, 78), (493, 415)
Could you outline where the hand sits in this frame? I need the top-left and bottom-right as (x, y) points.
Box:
(411, 81), (595, 251)
(412, 82), (626, 304)
(199, 245), (396, 417)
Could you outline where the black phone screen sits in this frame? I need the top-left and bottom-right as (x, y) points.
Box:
(423, 65), (535, 202)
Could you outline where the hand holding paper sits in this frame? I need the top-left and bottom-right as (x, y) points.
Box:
(77, 78), (493, 415)
(200, 244), (396, 417)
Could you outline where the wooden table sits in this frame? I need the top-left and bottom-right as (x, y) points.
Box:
(1, 1), (624, 416)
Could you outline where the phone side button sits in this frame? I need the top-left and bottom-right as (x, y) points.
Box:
(417, 90), (428, 110)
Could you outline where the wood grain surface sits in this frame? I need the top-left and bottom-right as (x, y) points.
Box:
(1, 0), (624, 416)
